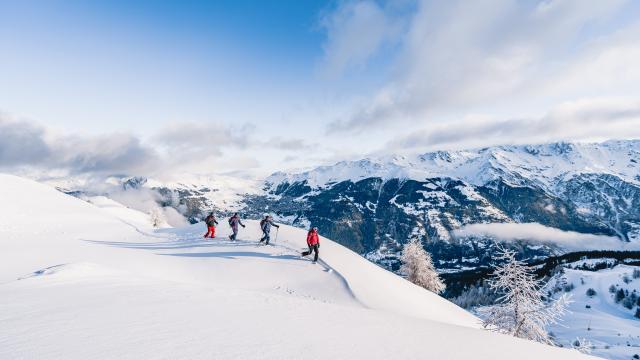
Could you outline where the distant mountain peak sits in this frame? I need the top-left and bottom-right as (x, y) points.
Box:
(267, 139), (640, 191)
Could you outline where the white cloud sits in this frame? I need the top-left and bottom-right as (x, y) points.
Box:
(386, 96), (640, 152)
(107, 187), (188, 227)
(149, 122), (254, 174)
(152, 122), (250, 154)
(453, 222), (639, 251)
(0, 116), (160, 174)
(0, 117), (50, 166)
(319, 0), (404, 77)
(0, 115), (316, 178)
(4, 1), (640, 177)
(322, 0), (640, 142)
(542, 22), (640, 97)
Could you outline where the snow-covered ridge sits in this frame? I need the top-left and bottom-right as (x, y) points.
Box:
(0, 173), (594, 359)
(266, 140), (640, 190)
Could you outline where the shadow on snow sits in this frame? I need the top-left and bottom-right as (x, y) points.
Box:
(82, 239), (257, 250)
(161, 251), (303, 261)
(82, 238), (307, 263)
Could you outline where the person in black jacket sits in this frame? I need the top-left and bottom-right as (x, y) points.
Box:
(203, 212), (218, 238)
(259, 215), (279, 245)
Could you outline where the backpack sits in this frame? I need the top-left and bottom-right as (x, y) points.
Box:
(260, 219), (266, 228)
(228, 217), (234, 226)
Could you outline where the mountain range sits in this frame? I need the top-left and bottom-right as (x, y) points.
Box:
(50, 140), (640, 273)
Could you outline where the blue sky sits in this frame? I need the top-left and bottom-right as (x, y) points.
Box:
(1, 0), (640, 178)
(0, 0), (329, 131)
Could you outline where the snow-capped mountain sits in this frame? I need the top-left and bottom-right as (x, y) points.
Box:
(255, 140), (640, 271)
(42, 140), (640, 274)
(267, 140), (640, 191)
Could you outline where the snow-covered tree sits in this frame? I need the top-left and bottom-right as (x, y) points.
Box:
(480, 247), (569, 345)
(452, 281), (498, 309)
(400, 238), (445, 294)
(572, 337), (593, 354)
(149, 208), (165, 228)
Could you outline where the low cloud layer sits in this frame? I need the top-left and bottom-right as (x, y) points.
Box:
(0, 118), (253, 227)
(453, 222), (639, 252)
(106, 188), (188, 228)
(387, 97), (640, 152)
(0, 116), (312, 178)
(0, 117), (159, 174)
(0, 117), (50, 166)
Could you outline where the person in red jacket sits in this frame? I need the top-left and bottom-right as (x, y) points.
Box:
(302, 227), (320, 263)
(203, 212), (218, 238)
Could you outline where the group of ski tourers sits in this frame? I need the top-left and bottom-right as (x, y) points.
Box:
(203, 212), (321, 263)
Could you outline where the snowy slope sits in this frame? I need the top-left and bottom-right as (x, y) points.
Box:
(82, 195), (172, 229)
(547, 264), (640, 360)
(0, 174), (596, 359)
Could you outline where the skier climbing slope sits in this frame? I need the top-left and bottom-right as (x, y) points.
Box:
(228, 212), (245, 241)
(302, 227), (320, 263)
(259, 215), (279, 245)
(203, 212), (218, 238)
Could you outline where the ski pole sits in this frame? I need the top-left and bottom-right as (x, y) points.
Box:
(274, 227), (279, 244)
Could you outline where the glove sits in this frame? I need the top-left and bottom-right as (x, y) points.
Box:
(317, 244), (320, 248)
(242, 225), (246, 228)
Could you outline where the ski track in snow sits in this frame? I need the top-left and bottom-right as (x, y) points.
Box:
(82, 225), (362, 310)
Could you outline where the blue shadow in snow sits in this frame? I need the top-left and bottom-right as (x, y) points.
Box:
(162, 251), (303, 261)
(83, 239), (256, 250)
